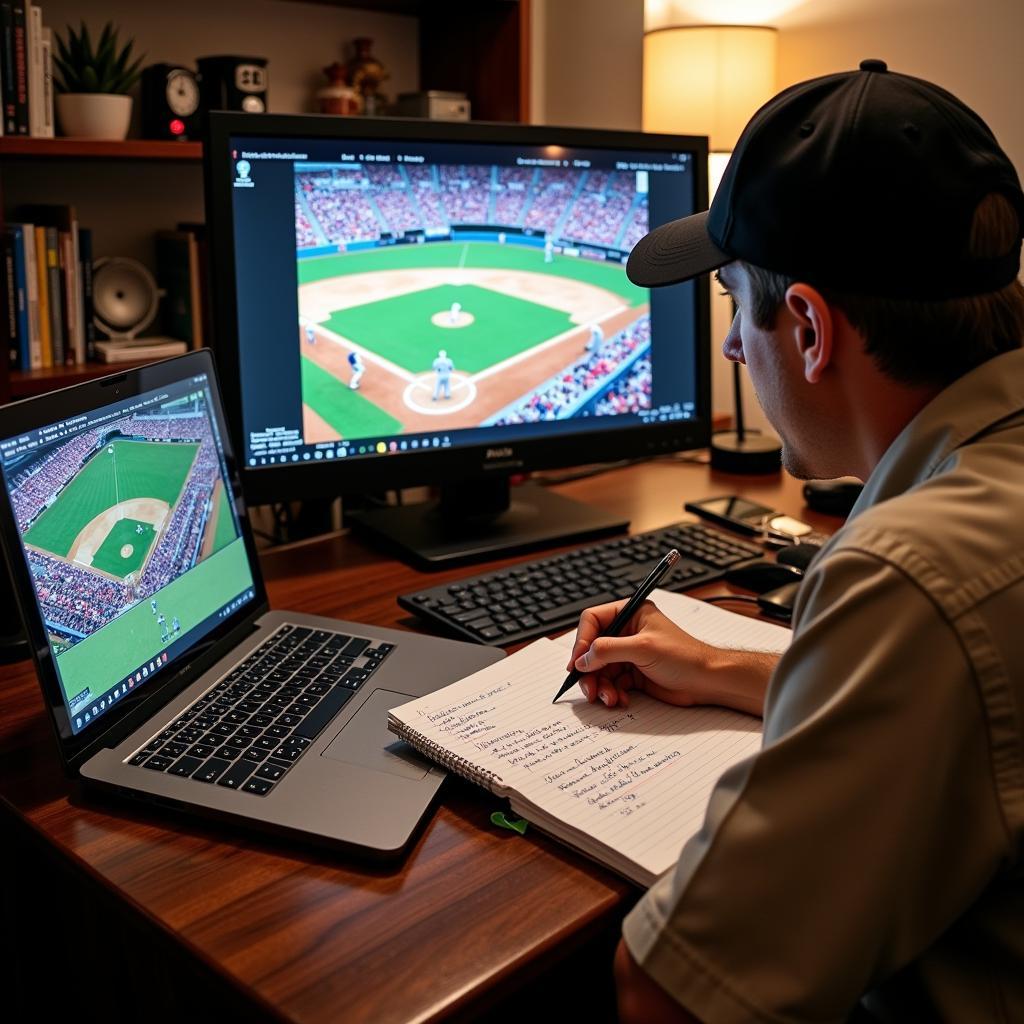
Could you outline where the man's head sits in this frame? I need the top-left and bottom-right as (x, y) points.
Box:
(628, 60), (1024, 477)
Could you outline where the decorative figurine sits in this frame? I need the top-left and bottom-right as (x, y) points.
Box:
(344, 37), (389, 116)
(315, 62), (361, 116)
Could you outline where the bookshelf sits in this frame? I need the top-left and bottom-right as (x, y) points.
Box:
(0, 138), (202, 161)
(1, 0), (530, 403)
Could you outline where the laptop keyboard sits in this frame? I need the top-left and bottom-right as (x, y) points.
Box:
(127, 624), (394, 796)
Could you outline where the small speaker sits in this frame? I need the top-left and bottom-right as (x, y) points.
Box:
(92, 257), (160, 339)
(197, 55), (268, 116)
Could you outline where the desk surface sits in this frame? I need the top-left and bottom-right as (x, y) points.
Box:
(0, 461), (834, 1023)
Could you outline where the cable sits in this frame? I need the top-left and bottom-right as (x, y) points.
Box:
(701, 595), (761, 608)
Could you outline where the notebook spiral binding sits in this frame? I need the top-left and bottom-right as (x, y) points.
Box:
(389, 719), (500, 790)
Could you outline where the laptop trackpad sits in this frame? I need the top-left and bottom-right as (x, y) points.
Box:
(321, 689), (433, 780)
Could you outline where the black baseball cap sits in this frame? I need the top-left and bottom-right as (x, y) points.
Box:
(628, 59), (1024, 299)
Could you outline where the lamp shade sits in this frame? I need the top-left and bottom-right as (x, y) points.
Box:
(643, 25), (778, 152)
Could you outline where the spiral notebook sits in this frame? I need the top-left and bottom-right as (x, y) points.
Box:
(387, 591), (791, 886)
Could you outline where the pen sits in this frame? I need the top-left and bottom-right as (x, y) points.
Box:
(552, 548), (681, 703)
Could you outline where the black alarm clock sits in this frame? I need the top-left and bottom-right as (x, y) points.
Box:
(141, 63), (201, 140)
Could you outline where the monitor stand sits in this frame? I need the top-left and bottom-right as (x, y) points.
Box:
(343, 477), (628, 571)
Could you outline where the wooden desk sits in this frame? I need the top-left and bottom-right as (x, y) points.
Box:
(0, 461), (835, 1023)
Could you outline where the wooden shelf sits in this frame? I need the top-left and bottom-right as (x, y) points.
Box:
(9, 360), (154, 399)
(0, 137), (202, 161)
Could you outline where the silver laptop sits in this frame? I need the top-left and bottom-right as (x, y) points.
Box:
(0, 350), (502, 857)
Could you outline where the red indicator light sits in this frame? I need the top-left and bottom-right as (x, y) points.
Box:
(170, 118), (185, 136)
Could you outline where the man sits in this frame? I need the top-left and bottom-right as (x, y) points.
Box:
(448, 301), (462, 325)
(432, 348), (454, 401)
(569, 61), (1024, 1022)
(584, 322), (603, 356)
(305, 324), (317, 346)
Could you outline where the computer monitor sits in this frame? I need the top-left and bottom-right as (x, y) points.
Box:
(205, 113), (710, 568)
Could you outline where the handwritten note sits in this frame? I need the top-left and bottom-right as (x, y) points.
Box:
(391, 625), (772, 885)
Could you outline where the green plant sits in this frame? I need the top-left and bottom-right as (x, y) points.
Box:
(52, 22), (145, 95)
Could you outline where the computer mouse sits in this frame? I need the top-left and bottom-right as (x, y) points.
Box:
(724, 560), (804, 594)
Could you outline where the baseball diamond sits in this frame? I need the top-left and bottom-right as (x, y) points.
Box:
(296, 242), (651, 443)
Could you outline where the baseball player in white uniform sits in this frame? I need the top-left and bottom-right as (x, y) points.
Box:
(448, 301), (462, 325)
(585, 322), (604, 355)
(432, 349), (455, 401)
(544, 235), (554, 263)
(305, 324), (317, 346)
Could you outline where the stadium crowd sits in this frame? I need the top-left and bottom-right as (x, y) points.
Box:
(294, 164), (648, 251)
(593, 355), (653, 416)
(491, 317), (651, 425)
(17, 410), (225, 648)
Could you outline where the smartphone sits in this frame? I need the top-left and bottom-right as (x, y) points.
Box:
(684, 495), (781, 536)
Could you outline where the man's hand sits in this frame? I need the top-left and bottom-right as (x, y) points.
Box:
(567, 599), (778, 717)
(615, 938), (701, 1024)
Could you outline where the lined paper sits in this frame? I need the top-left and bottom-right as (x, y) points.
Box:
(391, 587), (791, 884)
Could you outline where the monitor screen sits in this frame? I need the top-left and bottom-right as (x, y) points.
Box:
(0, 372), (256, 736)
(206, 115), (709, 565)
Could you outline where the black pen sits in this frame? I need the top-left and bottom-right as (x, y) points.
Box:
(553, 548), (681, 703)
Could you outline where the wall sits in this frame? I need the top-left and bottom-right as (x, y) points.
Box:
(5, 0), (418, 265)
(532, 0), (1024, 432)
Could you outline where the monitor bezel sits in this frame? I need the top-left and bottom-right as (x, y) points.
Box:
(205, 112), (711, 505)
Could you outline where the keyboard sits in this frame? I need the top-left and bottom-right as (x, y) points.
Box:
(126, 624), (394, 796)
(399, 522), (762, 646)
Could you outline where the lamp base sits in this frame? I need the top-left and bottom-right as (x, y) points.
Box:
(710, 431), (782, 474)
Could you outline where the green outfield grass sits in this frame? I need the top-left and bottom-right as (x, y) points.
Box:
(90, 518), (155, 578)
(24, 440), (199, 559)
(210, 485), (237, 556)
(301, 357), (402, 438)
(55, 538), (253, 707)
(326, 283), (571, 375)
(297, 241), (647, 306)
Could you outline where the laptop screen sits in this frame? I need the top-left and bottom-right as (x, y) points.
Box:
(0, 370), (256, 737)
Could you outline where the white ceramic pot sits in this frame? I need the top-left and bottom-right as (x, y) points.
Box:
(56, 93), (132, 140)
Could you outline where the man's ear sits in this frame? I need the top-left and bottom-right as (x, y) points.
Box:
(784, 284), (833, 383)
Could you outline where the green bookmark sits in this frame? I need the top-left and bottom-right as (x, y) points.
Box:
(491, 810), (528, 835)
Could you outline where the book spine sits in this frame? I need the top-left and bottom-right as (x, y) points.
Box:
(7, 225), (29, 368)
(43, 225), (63, 366)
(26, 3), (40, 135)
(10, 3), (27, 134)
(1, 4), (15, 135)
(1, 228), (17, 367)
(33, 224), (50, 367)
(39, 23), (51, 136)
(386, 717), (502, 791)
(20, 222), (41, 368)
(78, 227), (95, 361)
(57, 228), (75, 364)
(68, 217), (84, 363)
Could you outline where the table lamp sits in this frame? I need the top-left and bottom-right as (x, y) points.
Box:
(642, 23), (783, 474)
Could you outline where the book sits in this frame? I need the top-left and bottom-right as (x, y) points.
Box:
(18, 221), (41, 368)
(41, 225), (62, 365)
(1, 227), (16, 367)
(177, 222), (213, 349)
(78, 227), (95, 361)
(388, 591), (791, 887)
(26, 4), (42, 136)
(1, 4), (16, 135)
(10, 2), (27, 134)
(33, 224), (51, 367)
(4, 224), (29, 367)
(39, 24), (52, 137)
(93, 337), (187, 363)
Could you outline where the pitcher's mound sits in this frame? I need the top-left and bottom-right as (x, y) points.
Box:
(120, 544), (134, 559)
(431, 310), (475, 328)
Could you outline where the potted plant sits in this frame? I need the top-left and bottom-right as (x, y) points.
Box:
(52, 22), (144, 140)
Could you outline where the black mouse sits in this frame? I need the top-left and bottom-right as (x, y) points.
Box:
(724, 560), (804, 594)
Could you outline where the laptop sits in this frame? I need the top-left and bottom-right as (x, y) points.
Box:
(0, 350), (503, 857)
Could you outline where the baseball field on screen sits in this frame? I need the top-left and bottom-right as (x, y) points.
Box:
(56, 539), (252, 705)
(24, 440), (199, 558)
